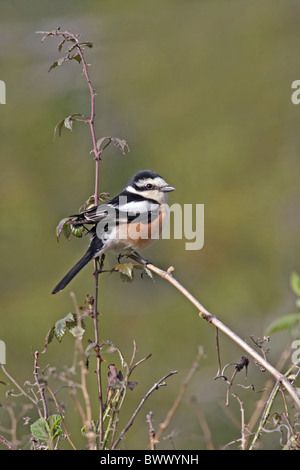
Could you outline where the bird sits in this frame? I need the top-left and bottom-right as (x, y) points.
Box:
(52, 170), (175, 294)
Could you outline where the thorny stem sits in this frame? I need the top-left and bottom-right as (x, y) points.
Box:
(52, 29), (101, 201)
(46, 28), (104, 447)
(93, 258), (103, 447)
(33, 351), (48, 419)
(67, 30), (103, 447)
(70, 292), (95, 450)
(144, 262), (300, 410)
(146, 411), (156, 450)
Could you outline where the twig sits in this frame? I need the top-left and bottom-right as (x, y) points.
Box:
(38, 29), (105, 447)
(154, 346), (204, 444)
(111, 370), (178, 449)
(46, 385), (77, 450)
(70, 292), (96, 450)
(249, 365), (300, 449)
(33, 351), (48, 419)
(66, 29), (104, 447)
(195, 405), (214, 450)
(143, 262), (300, 409)
(92, 258), (103, 448)
(146, 411), (157, 450)
(245, 341), (293, 446)
(232, 394), (246, 450)
(1, 365), (37, 407)
(129, 353), (152, 376)
(0, 433), (16, 451)
(214, 327), (222, 378)
(103, 345), (152, 450)
(57, 30), (104, 447)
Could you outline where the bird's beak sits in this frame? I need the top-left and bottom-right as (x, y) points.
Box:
(161, 185), (175, 192)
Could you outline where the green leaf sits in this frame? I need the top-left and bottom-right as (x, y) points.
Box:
(56, 217), (86, 242)
(43, 313), (81, 352)
(48, 60), (58, 72)
(57, 39), (65, 52)
(72, 52), (82, 64)
(80, 41), (93, 48)
(55, 313), (76, 342)
(56, 217), (72, 242)
(30, 415), (62, 442)
(70, 224), (84, 238)
(48, 414), (62, 440)
(30, 418), (50, 441)
(48, 55), (66, 72)
(291, 272), (300, 297)
(266, 313), (300, 335)
(115, 263), (134, 282)
(43, 325), (56, 352)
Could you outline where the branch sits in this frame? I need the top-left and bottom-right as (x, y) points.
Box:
(51, 29), (104, 445)
(144, 262), (300, 409)
(111, 370), (178, 449)
(154, 346), (204, 444)
(33, 351), (48, 419)
(0, 433), (16, 451)
(146, 411), (156, 450)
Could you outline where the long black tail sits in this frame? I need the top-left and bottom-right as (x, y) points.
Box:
(52, 250), (94, 294)
(52, 234), (103, 294)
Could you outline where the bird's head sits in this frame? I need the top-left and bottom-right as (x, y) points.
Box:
(126, 170), (175, 204)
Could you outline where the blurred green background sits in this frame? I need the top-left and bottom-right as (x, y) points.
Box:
(1, 0), (300, 450)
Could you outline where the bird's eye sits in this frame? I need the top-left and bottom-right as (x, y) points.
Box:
(145, 183), (153, 189)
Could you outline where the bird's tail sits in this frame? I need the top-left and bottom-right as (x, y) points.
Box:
(52, 249), (95, 294)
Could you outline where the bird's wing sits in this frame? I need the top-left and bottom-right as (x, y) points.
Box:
(69, 204), (111, 225)
(69, 198), (160, 226)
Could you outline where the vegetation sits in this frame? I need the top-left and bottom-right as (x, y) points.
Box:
(1, 2), (300, 451)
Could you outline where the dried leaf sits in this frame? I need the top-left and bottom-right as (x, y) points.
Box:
(96, 136), (111, 152)
(111, 137), (130, 155)
(69, 325), (85, 340)
(54, 118), (65, 139)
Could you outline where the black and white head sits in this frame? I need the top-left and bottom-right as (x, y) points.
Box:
(125, 170), (175, 204)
